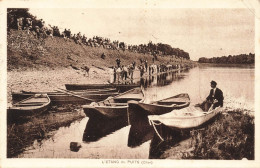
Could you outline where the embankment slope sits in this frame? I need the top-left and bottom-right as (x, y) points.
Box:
(8, 30), (190, 71)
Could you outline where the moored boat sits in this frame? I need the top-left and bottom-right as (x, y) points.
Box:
(128, 93), (190, 116)
(79, 92), (119, 101)
(83, 87), (144, 118)
(12, 89), (119, 104)
(8, 94), (51, 121)
(65, 83), (139, 92)
(148, 105), (222, 131)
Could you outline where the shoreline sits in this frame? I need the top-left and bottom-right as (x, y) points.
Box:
(6, 65), (254, 159)
(7, 66), (112, 157)
(197, 62), (255, 68)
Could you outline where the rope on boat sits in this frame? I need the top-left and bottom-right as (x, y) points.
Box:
(150, 120), (164, 141)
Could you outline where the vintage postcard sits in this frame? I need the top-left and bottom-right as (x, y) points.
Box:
(0, 0), (259, 167)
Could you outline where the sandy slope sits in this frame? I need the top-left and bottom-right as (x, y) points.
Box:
(7, 67), (112, 103)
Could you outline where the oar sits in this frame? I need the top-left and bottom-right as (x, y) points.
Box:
(208, 102), (215, 112)
(56, 88), (95, 102)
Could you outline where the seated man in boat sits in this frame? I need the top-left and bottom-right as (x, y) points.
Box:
(199, 80), (224, 111)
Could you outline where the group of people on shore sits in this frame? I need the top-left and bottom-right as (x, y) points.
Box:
(16, 16), (68, 39)
(110, 59), (136, 83)
(110, 58), (188, 83)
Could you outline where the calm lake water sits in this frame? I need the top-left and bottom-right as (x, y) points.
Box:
(18, 64), (255, 158)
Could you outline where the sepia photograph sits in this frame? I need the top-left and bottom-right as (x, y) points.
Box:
(0, 0), (259, 167)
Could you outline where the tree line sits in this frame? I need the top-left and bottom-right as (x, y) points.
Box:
(198, 53), (255, 64)
(147, 41), (190, 60)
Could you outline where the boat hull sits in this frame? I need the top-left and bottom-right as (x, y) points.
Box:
(12, 93), (92, 105)
(83, 87), (144, 119)
(161, 108), (221, 130)
(138, 102), (189, 115)
(128, 93), (190, 118)
(84, 105), (128, 118)
(8, 94), (51, 122)
(65, 84), (139, 92)
(149, 106), (222, 130)
(8, 103), (50, 118)
(12, 91), (118, 104)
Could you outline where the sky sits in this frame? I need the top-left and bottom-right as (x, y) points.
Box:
(29, 8), (255, 61)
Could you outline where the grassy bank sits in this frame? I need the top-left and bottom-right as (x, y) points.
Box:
(186, 111), (254, 159)
(7, 104), (85, 158)
(8, 29), (194, 71)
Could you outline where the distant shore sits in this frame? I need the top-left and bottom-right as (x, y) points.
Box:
(197, 62), (255, 68)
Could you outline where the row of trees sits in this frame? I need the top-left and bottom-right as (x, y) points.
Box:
(147, 41), (190, 59)
(198, 53), (255, 64)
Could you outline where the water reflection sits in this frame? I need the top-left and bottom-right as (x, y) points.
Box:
(110, 68), (189, 88)
(83, 116), (128, 142)
(127, 115), (153, 148)
(149, 124), (190, 159)
(140, 69), (188, 88)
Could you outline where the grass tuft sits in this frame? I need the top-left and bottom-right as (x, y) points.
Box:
(184, 112), (254, 160)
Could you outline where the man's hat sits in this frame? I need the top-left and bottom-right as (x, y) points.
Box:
(211, 80), (217, 85)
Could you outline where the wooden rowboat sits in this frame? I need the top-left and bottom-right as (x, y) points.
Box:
(70, 88), (118, 93)
(148, 105), (222, 130)
(8, 94), (51, 121)
(131, 93), (190, 115)
(65, 83), (139, 92)
(12, 91), (87, 104)
(83, 87), (144, 118)
(79, 92), (119, 101)
(12, 89), (119, 104)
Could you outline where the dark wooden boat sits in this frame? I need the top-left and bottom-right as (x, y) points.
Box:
(79, 92), (119, 101)
(12, 89), (119, 104)
(70, 88), (117, 93)
(65, 83), (139, 92)
(130, 93), (190, 116)
(83, 87), (144, 118)
(8, 94), (51, 120)
(148, 105), (222, 130)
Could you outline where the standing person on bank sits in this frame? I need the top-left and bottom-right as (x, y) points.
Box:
(116, 66), (122, 83)
(116, 58), (121, 68)
(128, 63), (134, 80)
(122, 65), (128, 80)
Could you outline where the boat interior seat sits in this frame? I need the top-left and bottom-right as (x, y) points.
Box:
(16, 103), (44, 106)
(108, 103), (128, 106)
